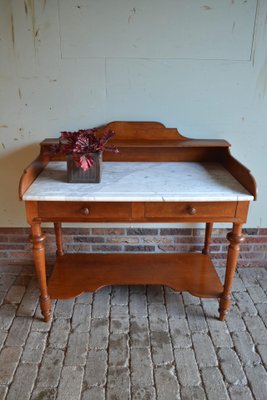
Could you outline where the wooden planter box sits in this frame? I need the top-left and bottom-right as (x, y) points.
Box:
(67, 153), (102, 183)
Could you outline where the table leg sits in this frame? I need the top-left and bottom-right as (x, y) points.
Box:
(54, 222), (64, 256)
(202, 222), (213, 255)
(30, 222), (51, 322)
(219, 223), (244, 321)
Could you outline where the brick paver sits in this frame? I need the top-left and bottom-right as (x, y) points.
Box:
(0, 265), (266, 399)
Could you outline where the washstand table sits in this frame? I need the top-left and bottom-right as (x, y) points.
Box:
(19, 122), (256, 322)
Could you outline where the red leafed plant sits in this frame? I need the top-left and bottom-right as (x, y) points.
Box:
(52, 128), (119, 171)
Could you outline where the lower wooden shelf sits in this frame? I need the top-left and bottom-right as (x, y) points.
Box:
(47, 253), (224, 299)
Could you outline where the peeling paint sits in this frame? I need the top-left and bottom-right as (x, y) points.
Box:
(1, 143), (6, 150)
(232, 21), (236, 33)
(128, 8), (136, 23)
(24, 1), (28, 15)
(10, 13), (15, 48)
(26, 0), (38, 49)
(202, 5), (212, 11)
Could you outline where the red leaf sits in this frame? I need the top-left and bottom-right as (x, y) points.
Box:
(79, 154), (94, 171)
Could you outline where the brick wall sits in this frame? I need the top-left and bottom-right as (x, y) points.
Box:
(0, 227), (267, 267)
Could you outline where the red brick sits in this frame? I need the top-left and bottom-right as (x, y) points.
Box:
(63, 228), (91, 235)
(74, 236), (104, 243)
(258, 229), (267, 235)
(0, 259), (18, 264)
(43, 228), (55, 234)
(0, 228), (27, 234)
(175, 237), (202, 244)
(0, 244), (25, 250)
(253, 244), (267, 251)
(92, 245), (122, 252)
(106, 237), (139, 244)
(160, 228), (192, 236)
(7, 252), (33, 260)
(125, 245), (155, 252)
(9, 235), (29, 243)
(210, 228), (230, 236)
(244, 237), (267, 243)
(128, 228), (158, 235)
(188, 245), (203, 252)
(209, 245), (221, 252)
(92, 228), (125, 235)
(212, 237), (228, 244)
(143, 236), (173, 244)
(221, 245), (251, 252)
(65, 244), (91, 252)
(158, 245), (179, 252)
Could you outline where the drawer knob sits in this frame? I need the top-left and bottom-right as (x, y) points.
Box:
(81, 207), (90, 216)
(188, 207), (196, 215)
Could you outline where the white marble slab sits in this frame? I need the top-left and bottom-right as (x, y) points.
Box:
(22, 162), (254, 202)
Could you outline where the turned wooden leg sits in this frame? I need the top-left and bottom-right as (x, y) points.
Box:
(202, 222), (213, 255)
(54, 222), (64, 256)
(30, 222), (51, 322)
(219, 223), (244, 321)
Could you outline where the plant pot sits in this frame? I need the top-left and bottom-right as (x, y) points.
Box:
(67, 153), (102, 183)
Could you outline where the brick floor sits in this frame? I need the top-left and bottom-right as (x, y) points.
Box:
(0, 265), (267, 399)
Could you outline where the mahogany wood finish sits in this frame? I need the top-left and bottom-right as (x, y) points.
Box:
(19, 121), (257, 322)
(18, 156), (48, 200)
(202, 223), (214, 255)
(48, 253), (223, 299)
(36, 201), (246, 224)
(219, 223), (245, 320)
(54, 223), (64, 256)
(30, 222), (51, 322)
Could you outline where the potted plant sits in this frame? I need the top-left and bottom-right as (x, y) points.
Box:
(52, 128), (118, 183)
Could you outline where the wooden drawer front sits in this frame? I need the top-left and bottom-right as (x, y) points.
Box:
(145, 202), (237, 219)
(38, 202), (132, 220)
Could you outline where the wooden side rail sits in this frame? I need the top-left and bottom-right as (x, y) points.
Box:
(221, 149), (257, 200)
(18, 156), (48, 200)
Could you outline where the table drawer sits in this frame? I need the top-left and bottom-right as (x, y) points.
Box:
(38, 201), (132, 221)
(145, 202), (237, 219)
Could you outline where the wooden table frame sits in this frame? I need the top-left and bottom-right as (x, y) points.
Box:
(19, 121), (257, 322)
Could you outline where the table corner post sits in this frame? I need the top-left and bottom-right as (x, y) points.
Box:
(30, 221), (51, 322)
(202, 222), (213, 255)
(219, 223), (244, 321)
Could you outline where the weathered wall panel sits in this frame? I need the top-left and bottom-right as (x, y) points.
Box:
(59, 0), (257, 60)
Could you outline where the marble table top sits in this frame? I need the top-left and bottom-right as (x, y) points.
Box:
(22, 161), (254, 202)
